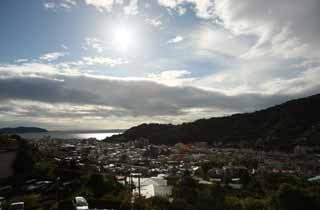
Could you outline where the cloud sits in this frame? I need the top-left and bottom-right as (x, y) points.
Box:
(43, 2), (56, 10)
(146, 18), (163, 27)
(177, 0), (319, 99)
(40, 52), (67, 62)
(61, 44), (69, 50)
(15, 59), (29, 64)
(82, 56), (129, 67)
(0, 69), (273, 117)
(168, 35), (184, 44)
(147, 70), (194, 86)
(177, 6), (187, 15)
(194, 27), (251, 57)
(214, 0), (320, 60)
(124, 0), (139, 15)
(157, 0), (177, 8)
(1, 62), (317, 117)
(158, 0), (216, 19)
(43, 0), (77, 10)
(0, 62), (68, 78)
(84, 0), (121, 12)
(1, 59), (320, 129)
(83, 37), (105, 53)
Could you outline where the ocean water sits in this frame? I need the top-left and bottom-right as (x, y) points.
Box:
(17, 131), (123, 141)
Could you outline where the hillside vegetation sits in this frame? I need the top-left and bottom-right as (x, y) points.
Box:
(108, 94), (320, 149)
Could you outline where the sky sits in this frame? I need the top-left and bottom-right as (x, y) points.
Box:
(0, 0), (320, 130)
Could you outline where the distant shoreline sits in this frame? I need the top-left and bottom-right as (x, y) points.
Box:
(47, 129), (126, 133)
(16, 130), (124, 141)
(0, 127), (48, 134)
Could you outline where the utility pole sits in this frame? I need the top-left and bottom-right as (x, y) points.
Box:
(56, 177), (60, 209)
(130, 173), (134, 210)
(138, 174), (141, 197)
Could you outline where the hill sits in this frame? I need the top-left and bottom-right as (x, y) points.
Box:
(107, 94), (320, 149)
(0, 127), (48, 134)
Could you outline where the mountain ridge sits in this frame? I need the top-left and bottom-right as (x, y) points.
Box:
(107, 93), (320, 149)
(0, 127), (48, 134)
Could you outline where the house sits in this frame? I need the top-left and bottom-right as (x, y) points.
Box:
(136, 184), (172, 198)
(128, 175), (172, 198)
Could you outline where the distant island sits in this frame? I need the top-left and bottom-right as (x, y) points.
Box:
(0, 127), (48, 134)
(108, 93), (320, 149)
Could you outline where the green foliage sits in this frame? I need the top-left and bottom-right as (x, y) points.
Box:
(224, 196), (243, 210)
(243, 175), (265, 196)
(13, 194), (40, 210)
(194, 187), (218, 210)
(114, 94), (320, 149)
(147, 174), (320, 210)
(12, 139), (35, 176)
(273, 183), (320, 210)
(133, 196), (151, 210)
(242, 197), (268, 210)
(87, 174), (124, 198)
(0, 134), (19, 147)
(33, 160), (56, 179)
(169, 198), (193, 210)
(149, 197), (170, 210)
(172, 171), (198, 204)
(259, 173), (303, 194)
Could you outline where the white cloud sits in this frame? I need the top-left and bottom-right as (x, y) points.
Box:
(195, 27), (251, 57)
(43, 0), (77, 10)
(158, 0), (178, 8)
(82, 56), (129, 67)
(84, 0), (116, 12)
(158, 0), (215, 19)
(168, 35), (184, 44)
(215, 0), (320, 60)
(124, 0), (139, 15)
(43, 2), (56, 9)
(15, 59), (29, 64)
(0, 62), (78, 78)
(39, 52), (67, 62)
(147, 70), (194, 86)
(177, 6), (187, 15)
(1, 59), (320, 129)
(61, 44), (69, 50)
(167, 0), (320, 100)
(83, 37), (105, 53)
(146, 18), (163, 27)
(259, 66), (320, 95)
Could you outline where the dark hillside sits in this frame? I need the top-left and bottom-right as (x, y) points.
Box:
(108, 94), (320, 148)
(0, 127), (48, 134)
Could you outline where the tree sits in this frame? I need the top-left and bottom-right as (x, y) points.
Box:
(87, 174), (124, 197)
(172, 171), (198, 204)
(149, 197), (170, 210)
(274, 183), (317, 210)
(87, 174), (109, 197)
(242, 197), (268, 210)
(224, 196), (243, 210)
(12, 140), (35, 176)
(169, 198), (193, 210)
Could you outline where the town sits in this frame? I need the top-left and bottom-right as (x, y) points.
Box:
(2, 134), (320, 210)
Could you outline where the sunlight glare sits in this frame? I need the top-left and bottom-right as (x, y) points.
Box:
(113, 26), (134, 52)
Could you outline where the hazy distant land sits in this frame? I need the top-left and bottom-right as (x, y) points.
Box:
(0, 127), (48, 133)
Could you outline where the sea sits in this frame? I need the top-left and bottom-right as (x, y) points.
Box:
(17, 130), (124, 141)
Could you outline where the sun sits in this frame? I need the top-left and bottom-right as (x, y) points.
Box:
(113, 26), (134, 52)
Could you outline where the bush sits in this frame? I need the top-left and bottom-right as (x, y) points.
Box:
(13, 194), (40, 210)
(242, 197), (268, 210)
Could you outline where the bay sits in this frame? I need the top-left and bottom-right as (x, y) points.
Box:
(17, 130), (124, 141)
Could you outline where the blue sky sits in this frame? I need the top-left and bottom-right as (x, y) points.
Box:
(0, 0), (320, 130)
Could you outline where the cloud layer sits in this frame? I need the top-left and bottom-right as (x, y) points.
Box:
(0, 61), (315, 129)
